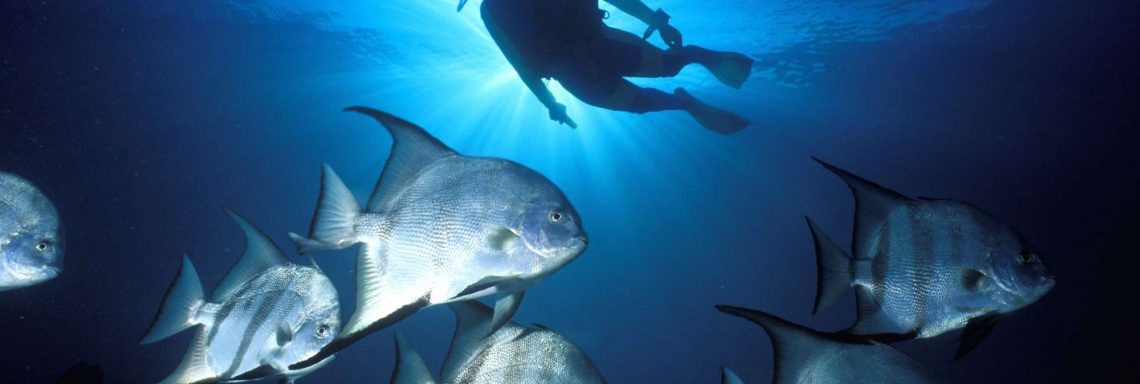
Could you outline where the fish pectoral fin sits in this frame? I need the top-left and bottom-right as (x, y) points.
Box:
(487, 226), (520, 251)
(276, 324), (294, 348)
(860, 331), (919, 344)
(451, 275), (514, 300)
(961, 269), (987, 292)
(488, 291), (525, 338)
(956, 313), (1001, 360)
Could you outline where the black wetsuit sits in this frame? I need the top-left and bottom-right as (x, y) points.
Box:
(483, 0), (693, 112)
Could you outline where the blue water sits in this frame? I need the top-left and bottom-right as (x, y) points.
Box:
(2, 0), (1137, 382)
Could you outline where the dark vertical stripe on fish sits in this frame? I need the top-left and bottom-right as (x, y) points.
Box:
(910, 206), (934, 332)
(221, 274), (293, 379)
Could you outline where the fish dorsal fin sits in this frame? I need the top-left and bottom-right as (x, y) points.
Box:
(721, 366), (745, 384)
(157, 328), (218, 384)
(715, 305), (831, 384)
(443, 301), (497, 381)
(214, 210), (289, 302)
(343, 106), (456, 212)
(812, 157), (911, 260)
(392, 332), (439, 384)
(849, 286), (914, 338)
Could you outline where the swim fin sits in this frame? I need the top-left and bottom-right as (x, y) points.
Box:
(675, 88), (749, 134)
(702, 50), (754, 89)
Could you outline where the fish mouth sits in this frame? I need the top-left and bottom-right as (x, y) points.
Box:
(560, 237), (589, 259)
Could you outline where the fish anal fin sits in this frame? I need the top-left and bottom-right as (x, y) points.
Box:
(342, 106), (457, 212)
(157, 328), (217, 384)
(956, 313), (1000, 360)
(805, 217), (853, 315)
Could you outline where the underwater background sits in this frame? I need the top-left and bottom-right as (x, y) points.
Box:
(2, 0), (1138, 382)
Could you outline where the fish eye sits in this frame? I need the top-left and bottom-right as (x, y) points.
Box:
(316, 325), (329, 338)
(35, 241), (49, 252)
(1018, 250), (1033, 264)
(549, 210), (565, 224)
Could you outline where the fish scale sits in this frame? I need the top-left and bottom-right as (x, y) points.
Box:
(288, 107), (587, 370)
(807, 157), (1054, 357)
(140, 211), (340, 383)
(0, 171), (62, 291)
(391, 301), (605, 384)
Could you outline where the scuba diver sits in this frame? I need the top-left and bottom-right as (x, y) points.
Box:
(460, 0), (754, 133)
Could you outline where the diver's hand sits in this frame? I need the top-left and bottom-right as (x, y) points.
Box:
(658, 24), (683, 49)
(548, 103), (577, 128)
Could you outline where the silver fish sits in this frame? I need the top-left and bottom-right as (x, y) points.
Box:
(0, 171), (63, 291)
(139, 211), (340, 384)
(717, 305), (942, 384)
(807, 157), (1055, 357)
(287, 107), (587, 368)
(391, 301), (605, 384)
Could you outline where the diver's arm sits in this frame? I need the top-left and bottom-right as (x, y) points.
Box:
(520, 73), (577, 128)
(604, 0), (681, 48)
(604, 0), (657, 25)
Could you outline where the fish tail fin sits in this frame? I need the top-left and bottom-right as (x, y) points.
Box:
(806, 217), (854, 315)
(391, 332), (438, 384)
(293, 163), (362, 254)
(139, 255), (204, 344)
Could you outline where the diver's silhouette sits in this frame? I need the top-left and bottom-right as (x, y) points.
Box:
(464, 0), (753, 133)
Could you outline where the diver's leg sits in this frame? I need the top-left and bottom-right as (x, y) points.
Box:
(672, 87), (749, 134)
(559, 73), (684, 113)
(595, 27), (754, 88)
(558, 72), (748, 133)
